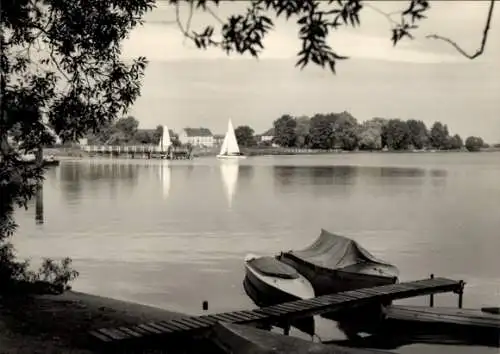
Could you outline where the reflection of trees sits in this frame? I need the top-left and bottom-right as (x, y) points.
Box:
(273, 166), (298, 187)
(58, 162), (83, 203)
(310, 166), (358, 186)
(58, 162), (140, 203)
(237, 165), (254, 183)
(273, 166), (359, 187)
(378, 167), (425, 178)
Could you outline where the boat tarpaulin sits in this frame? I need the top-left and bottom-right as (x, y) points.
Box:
(286, 229), (395, 271)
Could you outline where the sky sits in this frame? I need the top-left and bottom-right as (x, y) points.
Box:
(121, 1), (500, 142)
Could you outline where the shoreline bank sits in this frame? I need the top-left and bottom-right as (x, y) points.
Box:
(0, 290), (187, 353)
(43, 147), (500, 160)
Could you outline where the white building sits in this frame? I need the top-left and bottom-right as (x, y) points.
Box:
(178, 127), (214, 147)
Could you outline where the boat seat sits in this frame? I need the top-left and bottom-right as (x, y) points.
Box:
(248, 256), (299, 279)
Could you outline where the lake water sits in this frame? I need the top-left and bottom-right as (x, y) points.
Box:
(14, 152), (500, 352)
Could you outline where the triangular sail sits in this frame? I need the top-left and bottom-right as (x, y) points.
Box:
(159, 125), (172, 151)
(219, 119), (240, 155)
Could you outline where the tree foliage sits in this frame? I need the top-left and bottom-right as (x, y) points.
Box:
(234, 125), (256, 147)
(465, 136), (484, 152)
(382, 119), (411, 151)
(429, 121), (450, 150)
(308, 113), (335, 149)
(1, 0), (154, 293)
(448, 134), (464, 150)
(272, 114), (297, 147)
(406, 119), (428, 150)
(358, 119), (385, 151)
(294, 116), (311, 148)
(267, 112), (474, 152)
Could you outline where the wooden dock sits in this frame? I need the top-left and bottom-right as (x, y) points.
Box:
(88, 277), (463, 351)
(210, 322), (393, 354)
(81, 145), (193, 160)
(331, 305), (500, 348)
(385, 305), (500, 329)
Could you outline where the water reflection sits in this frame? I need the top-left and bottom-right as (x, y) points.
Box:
(157, 161), (171, 200)
(35, 186), (44, 225)
(378, 167), (426, 178)
(273, 166), (359, 187)
(273, 166), (297, 186)
(58, 161), (142, 204)
(219, 160), (240, 208)
(309, 166), (358, 185)
(59, 162), (83, 203)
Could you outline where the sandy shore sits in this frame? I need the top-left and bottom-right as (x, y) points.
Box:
(0, 291), (187, 354)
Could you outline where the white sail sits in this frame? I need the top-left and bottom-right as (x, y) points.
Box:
(159, 125), (172, 152)
(219, 119), (240, 155)
(220, 160), (239, 208)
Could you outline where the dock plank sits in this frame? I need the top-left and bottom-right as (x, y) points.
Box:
(385, 305), (500, 328)
(89, 277), (464, 347)
(89, 330), (113, 342)
(137, 324), (162, 335)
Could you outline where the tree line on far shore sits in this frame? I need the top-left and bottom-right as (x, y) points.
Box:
(236, 113), (492, 153)
(85, 116), (181, 146)
(81, 114), (494, 153)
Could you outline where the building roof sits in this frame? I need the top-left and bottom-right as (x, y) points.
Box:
(137, 128), (175, 137)
(183, 127), (213, 137)
(213, 134), (225, 139)
(260, 128), (275, 136)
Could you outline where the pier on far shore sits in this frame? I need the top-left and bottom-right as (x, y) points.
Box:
(81, 145), (193, 160)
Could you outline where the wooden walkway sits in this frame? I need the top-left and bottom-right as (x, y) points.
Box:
(385, 305), (500, 329)
(89, 277), (463, 349)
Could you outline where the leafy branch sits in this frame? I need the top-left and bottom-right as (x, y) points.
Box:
(172, 0), (495, 74)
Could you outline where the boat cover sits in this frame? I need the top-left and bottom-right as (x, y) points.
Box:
(247, 256), (299, 279)
(285, 229), (395, 271)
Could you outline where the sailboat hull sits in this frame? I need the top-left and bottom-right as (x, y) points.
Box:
(216, 154), (247, 159)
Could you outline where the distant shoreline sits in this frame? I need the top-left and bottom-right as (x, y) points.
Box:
(42, 146), (499, 159)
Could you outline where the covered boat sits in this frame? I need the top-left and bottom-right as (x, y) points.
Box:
(277, 229), (399, 296)
(243, 254), (315, 336)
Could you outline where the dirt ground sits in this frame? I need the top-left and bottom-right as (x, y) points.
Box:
(0, 290), (187, 354)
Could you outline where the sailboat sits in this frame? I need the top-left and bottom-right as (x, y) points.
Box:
(217, 119), (246, 159)
(159, 125), (172, 155)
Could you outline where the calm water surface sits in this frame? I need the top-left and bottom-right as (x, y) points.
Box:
(14, 152), (500, 352)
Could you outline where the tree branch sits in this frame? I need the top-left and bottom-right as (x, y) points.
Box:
(175, 2), (194, 40)
(182, 0), (195, 44)
(425, 0), (495, 59)
(364, 3), (399, 26)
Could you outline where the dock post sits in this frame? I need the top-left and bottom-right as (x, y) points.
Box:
(429, 274), (434, 307)
(202, 300), (208, 311)
(283, 323), (290, 336)
(457, 280), (465, 309)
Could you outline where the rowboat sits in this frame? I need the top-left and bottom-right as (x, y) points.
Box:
(243, 254), (315, 336)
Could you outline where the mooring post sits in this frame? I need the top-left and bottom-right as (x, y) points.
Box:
(429, 274), (434, 307)
(457, 280), (465, 309)
(283, 323), (290, 336)
(202, 300), (208, 311)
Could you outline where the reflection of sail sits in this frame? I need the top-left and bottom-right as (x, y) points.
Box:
(158, 162), (171, 199)
(220, 161), (239, 208)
